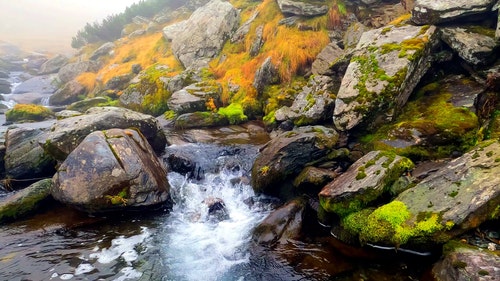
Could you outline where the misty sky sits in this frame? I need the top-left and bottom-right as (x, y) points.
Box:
(0, 0), (140, 53)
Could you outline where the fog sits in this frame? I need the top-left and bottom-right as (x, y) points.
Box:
(0, 0), (140, 54)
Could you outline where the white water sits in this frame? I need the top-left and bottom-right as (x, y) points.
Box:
(1, 71), (23, 108)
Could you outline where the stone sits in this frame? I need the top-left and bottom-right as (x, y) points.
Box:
(203, 197), (230, 222)
(293, 166), (340, 194)
(343, 22), (370, 50)
(58, 61), (98, 84)
(276, 0), (329, 17)
(41, 106), (167, 161)
(0, 179), (52, 223)
(167, 82), (222, 115)
(251, 126), (339, 196)
(440, 26), (498, 67)
(333, 24), (438, 132)
(274, 75), (336, 126)
(319, 151), (414, 217)
(38, 54), (68, 75)
(13, 74), (58, 95)
(411, 0), (497, 25)
(253, 57), (279, 94)
(311, 42), (345, 76)
(49, 80), (86, 106)
(128, 29), (146, 38)
(252, 196), (307, 246)
(174, 112), (230, 129)
(162, 0), (240, 69)
(89, 42), (115, 61)
(66, 97), (109, 113)
(105, 74), (133, 90)
(249, 25), (264, 57)
(231, 11), (259, 43)
(0, 78), (10, 94)
(4, 127), (56, 180)
(432, 242), (500, 280)
(55, 110), (83, 120)
(52, 128), (171, 213)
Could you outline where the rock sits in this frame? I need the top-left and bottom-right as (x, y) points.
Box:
(13, 74), (58, 95)
(497, 5), (500, 40)
(439, 26), (498, 67)
(0, 78), (10, 94)
(89, 42), (115, 61)
(24, 56), (47, 72)
(276, 0), (329, 17)
(249, 25), (264, 57)
(251, 126), (339, 196)
(252, 197), (307, 246)
(174, 112), (230, 129)
(253, 57), (279, 94)
(0, 179), (52, 223)
(0, 71), (8, 78)
(4, 127), (56, 180)
(52, 128), (171, 213)
(58, 61), (98, 84)
(167, 82), (222, 115)
(66, 97), (108, 113)
(343, 141), (500, 248)
(38, 54), (68, 75)
(319, 151), (414, 218)
(8, 92), (48, 105)
(231, 11), (259, 43)
(162, 0), (240, 69)
(333, 24), (438, 132)
(412, 0), (496, 25)
(41, 106), (167, 161)
(343, 22), (370, 50)
(6, 104), (54, 123)
(128, 29), (146, 38)
(105, 74), (133, 90)
(203, 197), (230, 222)
(274, 75), (336, 126)
(432, 242), (500, 280)
(55, 110), (83, 120)
(49, 80), (86, 106)
(293, 166), (340, 194)
(311, 42), (345, 76)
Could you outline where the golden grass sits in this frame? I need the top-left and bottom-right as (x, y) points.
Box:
(75, 72), (97, 90)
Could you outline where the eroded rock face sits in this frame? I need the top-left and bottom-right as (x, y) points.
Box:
(251, 126), (339, 196)
(41, 107), (167, 161)
(89, 42), (115, 61)
(38, 54), (68, 75)
(52, 128), (170, 213)
(276, 0), (329, 17)
(49, 80), (86, 106)
(319, 151), (413, 217)
(411, 0), (496, 25)
(311, 42), (345, 76)
(333, 24), (438, 132)
(0, 179), (52, 223)
(58, 61), (98, 84)
(162, 0), (239, 69)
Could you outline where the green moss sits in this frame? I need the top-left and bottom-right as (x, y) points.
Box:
(448, 190), (459, 197)
(466, 26), (495, 38)
(163, 110), (176, 120)
(218, 103), (248, 125)
(6, 104), (54, 122)
(452, 260), (468, 269)
(356, 170), (367, 180)
(478, 270), (490, 276)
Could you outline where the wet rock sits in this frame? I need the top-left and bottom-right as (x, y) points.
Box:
(49, 80), (86, 106)
(432, 242), (500, 280)
(251, 126), (339, 196)
(293, 166), (340, 194)
(440, 26), (498, 67)
(66, 97), (108, 113)
(4, 127), (56, 180)
(252, 196), (307, 246)
(204, 197), (230, 222)
(58, 61), (98, 84)
(274, 75), (336, 126)
(89, 42), (115, 61)
(276, 0), (329, 17)
(253, 57), (279, 95)
(0, 179), (52, 223)
(174, 112), (230, 129)
(38, 54), (68, 75)
(162, 0), (240, 69)
(52, 128), (171, 213)
(0, 78), (10, 94)
(167, 82), (222, 115)
(319, 151), (413, 217)
(14, 74), (58, 95)
(411, 0), (496, 25)
(41, 106), (167, 161)
(311, 42), (345, 76)
(333, 23), (438, 132)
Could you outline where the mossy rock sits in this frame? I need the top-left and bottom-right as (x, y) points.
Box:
(0, 179), (52, 223)
(173, 111), (230, 129)
(5, 104), (54, 123)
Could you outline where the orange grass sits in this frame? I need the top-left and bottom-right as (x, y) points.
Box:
(75, 72), (97, 90)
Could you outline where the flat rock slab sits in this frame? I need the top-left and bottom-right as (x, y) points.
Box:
(412, 0), (497, 25)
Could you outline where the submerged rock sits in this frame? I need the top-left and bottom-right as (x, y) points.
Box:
(204, 197), (230, 222)
(0, 179), (52, 223)
(333, 24), (438, 132)
(411, 0), (497, 25)
(52, 128), (171, 213)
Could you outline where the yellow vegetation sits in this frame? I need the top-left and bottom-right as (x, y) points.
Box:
(75, 72), (97, 90)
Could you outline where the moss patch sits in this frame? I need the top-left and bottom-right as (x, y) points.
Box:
(217, 103), (248, 125)
(6, 104), (54, 122)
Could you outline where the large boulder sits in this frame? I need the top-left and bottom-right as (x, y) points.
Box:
(52, 128), (171, 213)
(4, 127), (56, 180)
(49, 80), (86, 106)
(411, 0), (497, 25)
(58, 61), (98, 84)
(311, 42), (345, 76)
(333, 24), (438, 132)
(0, 78), (10, 94)
(167, 81), (222, 115)
(343, 141), (500, 248)
(41, 106), (167, 161)
(319, 151), (414, 218)
(38, 54), (68, 75)
(89, 42), (115, 61)
(439, 26), (498, 67)
(276, 0), (329, 17)
(13, 74), (58, 95)
(274, 75), (336, 126)
(253, 57), (279, 94)
(0, 179), (52, 223)
(251, 126), (339, 196)
(162, 0), (240, 69)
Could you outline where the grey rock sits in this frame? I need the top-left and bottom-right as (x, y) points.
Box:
(311, 42), (345, 76)
(55, 110), (83, 119)
(4, 127), (56, 180)
(440, 26), (498, 67)
(277, 0), (329, 16)
(38, 54), (68, 75)
(49, 80), (86, 106)
(231, 11), (259, 43)
(253, 57), (279, 94)
(105, 74), (133, 90)
(52, 128), (170, 213)
(41, 106), (167, 161)
(0, 78), (10, 94)
(128, 29), (146, 38)
(58, 61), (98, 84)
(162, 0), (240, 69)
(67, 97), (109, 113)
(0, 179), (52, 223)
(249, 25), (264, 57)
(13, 74), (58, 95)
(167, 82), (222, 115)
(411, 0), (496, 24)
(174, 112), (229, 129)
(89, 42), (115, 61)
(333, 24), (438, 132)
(343, 22), (370, 50)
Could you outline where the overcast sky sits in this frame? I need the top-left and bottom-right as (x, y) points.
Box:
(0, 0), (140, 54)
